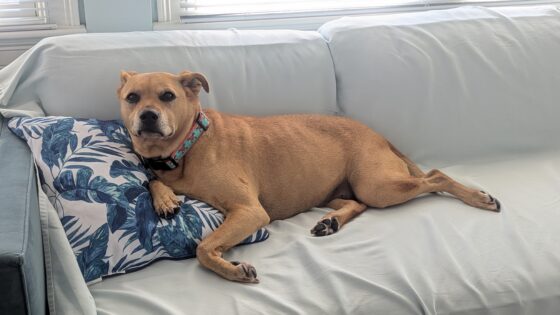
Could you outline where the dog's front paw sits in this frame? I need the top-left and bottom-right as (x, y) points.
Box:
(311, 217), (339, 236)
(152, 189), (182, 219)
(230, 261), (259, 284)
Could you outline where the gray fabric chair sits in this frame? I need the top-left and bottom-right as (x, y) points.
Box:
(0, 117), (46, 315)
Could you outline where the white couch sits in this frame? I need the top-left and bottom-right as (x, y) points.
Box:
(1, 5), (560, 315)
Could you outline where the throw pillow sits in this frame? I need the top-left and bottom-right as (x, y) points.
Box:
(8, 116), (268, 283)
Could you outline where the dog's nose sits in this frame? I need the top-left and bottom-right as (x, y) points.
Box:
(139, 110), (159, 124)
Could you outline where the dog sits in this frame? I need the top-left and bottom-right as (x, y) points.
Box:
(118, 70), (500, 283)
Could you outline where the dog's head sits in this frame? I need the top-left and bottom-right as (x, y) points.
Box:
(117, 71), (209, 157)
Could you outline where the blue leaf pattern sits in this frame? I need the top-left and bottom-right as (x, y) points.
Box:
(157, 205), (202, 257)
(107, 203), (128, 234)
(77, 223), (110, 282)
(7, 116), (269, 284)
(135, 192), (158, 252)
(40, 118), (75, 169)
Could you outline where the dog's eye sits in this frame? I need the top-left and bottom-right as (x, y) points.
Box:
(126, 93), (140, 104)
(160, 91), (176, 102)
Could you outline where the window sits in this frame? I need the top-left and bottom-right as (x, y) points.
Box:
(0, 0), (53, 31)
(180, 0), (426, 21)
(156, 0), (560, 29)
(0, 0), (82, 68)
(0, 0), (81, 32)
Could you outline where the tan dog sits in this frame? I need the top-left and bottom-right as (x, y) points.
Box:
(118, 70), (500, 283)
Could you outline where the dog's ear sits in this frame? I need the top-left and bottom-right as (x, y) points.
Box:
(120, 71), (138, 85)
(179, 71), (210, 96)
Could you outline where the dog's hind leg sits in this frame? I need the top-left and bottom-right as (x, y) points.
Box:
(349, 140), (500, 212)
(352, 169), (501, 212)
(311, 199), (367, 236)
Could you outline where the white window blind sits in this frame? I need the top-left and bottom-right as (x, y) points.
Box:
(178, 0), (558, 23)
(0, 0), (55, 31)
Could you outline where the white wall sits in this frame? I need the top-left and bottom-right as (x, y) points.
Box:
(83, 0), (153, 32)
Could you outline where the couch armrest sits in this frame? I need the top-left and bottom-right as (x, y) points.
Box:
(0, 117), (46, 315)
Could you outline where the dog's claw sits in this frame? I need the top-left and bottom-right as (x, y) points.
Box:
(230, 261), (258, 283)
(249, 266), (257, 279)
(160, 212), (176, 220)
(479, 191), (501, 212)
(495, 198), (501, 212)
(158, 206), (180, 219)
(241, 264), (257, 278)
(311, 217), (340, 236)
(154, 196), (182, 219)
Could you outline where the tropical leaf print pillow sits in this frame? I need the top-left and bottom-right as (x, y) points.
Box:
(8, 117), (268, 284)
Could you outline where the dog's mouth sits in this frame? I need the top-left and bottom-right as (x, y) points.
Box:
(130, 118), (174, 140)
(137, 130), (165, 138)
(134, 128), (173, 139)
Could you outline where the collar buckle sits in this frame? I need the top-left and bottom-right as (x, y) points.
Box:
(143, 156), (179, 171)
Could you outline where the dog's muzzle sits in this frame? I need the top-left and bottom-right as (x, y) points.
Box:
(137, 109), (163, 136)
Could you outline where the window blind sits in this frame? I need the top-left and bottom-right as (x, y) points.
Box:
(178, 0), (557, 23)
(0, 0), (54, 31)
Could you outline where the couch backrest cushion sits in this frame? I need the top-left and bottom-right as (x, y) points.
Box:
(320, 5), (560, 165)
(1, 30), (337, 119)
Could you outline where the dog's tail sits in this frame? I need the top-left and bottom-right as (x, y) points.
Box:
(387, 141), (425, 178)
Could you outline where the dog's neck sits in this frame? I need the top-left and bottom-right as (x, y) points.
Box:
(136, 111), (210, 171)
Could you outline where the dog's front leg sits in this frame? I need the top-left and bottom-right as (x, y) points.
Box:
(149, 180), (181, 218)
(197, 206), (270, 283)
